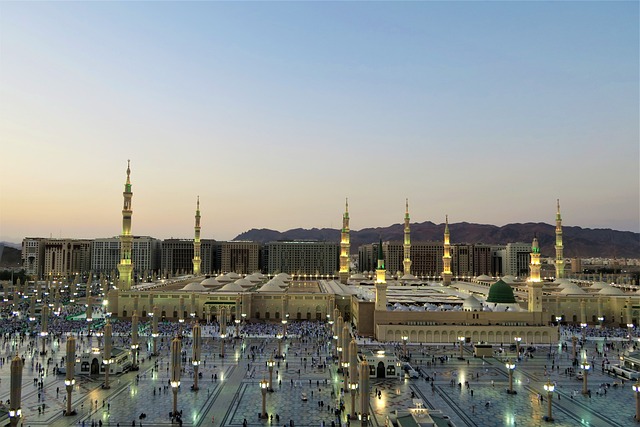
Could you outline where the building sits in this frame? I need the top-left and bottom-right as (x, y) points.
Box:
(161, 239), (215, 275)
(22, 238), (45, 277)
(359, 242), (444, 278)
(504, 242), (532, 277)
(41, 239), (92, 277)
(264, 241), (338, 276)
(213, 241), (260, 274)
(91, 237), (161, 278)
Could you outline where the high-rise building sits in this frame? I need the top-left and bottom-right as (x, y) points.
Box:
(92, 237), (161, 277)
(359, 241), (443, 277)
(265, 241), (338, 276)
(161, 239), (215, 275)
(22, 238), (45, 277)
(213, 241), (260, 274)
(42, 239), (92, 276)
(504, 242), (531, 277)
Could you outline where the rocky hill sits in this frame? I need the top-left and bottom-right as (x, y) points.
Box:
(0, 245), (21, 267)
(235, 222), (639, 258)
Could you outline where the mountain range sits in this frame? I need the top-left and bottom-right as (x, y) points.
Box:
(235, 221), (639, 258)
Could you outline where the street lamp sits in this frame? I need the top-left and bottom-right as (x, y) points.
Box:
(514, 336), (522, 357)
(220, 333), (227, 358)
(543, 380), (555, 422)
(349, 382), (358, 419)
(277, 333), (284, 359)
(341, 361), (350, 386)
(580, 322), (587, 339)
(267, 358), (275, 391)
(572, 336), (578, 362)
(632, 381), (640, 422)
(458, 336), (465, 360)
(401, 335), (409, 359)
(260, 378), (269, 418)
(170, 337), (181, 417)
(333, 334), (339, 359)
(505, 361), (516, 394)
(235, 318), (241, 337)
(581, 359), (591, 395)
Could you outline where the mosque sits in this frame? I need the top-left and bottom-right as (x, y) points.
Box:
(106, 162), (640, 345)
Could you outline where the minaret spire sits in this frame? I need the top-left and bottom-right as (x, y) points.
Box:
(375, 238), (387, 310)
(555, 199), (565, 279)
(442, 215), (452, 286)
(118, 160), (134, 290)
(339, 198), (350, 284)
(193, 196), (202, 276)
(402, 199), (412, 278)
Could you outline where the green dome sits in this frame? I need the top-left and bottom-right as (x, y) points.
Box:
(486, 279), (516, 304)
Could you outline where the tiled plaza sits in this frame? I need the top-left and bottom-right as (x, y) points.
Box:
(0, 332), (636, 427)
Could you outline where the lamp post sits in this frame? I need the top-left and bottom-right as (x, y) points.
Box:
(514, 336), (522, 357)
(277, 333), (284, 359)
(401, 335), (408, 359)
(458, 336), (465, 360)
(580, 323), (587, 340)
(505, 361), (516, 394)
(581, 359), (591, 395)
(629, 323), (635, 342)
(633, 381), (640, 422)
(103, 319), (113, 389)
(543, 380), (554, 422)
(267, 358), (275, 391)
(220, 333), (226, 358)
(192, 322), (201, 391)
(341, 361), (350, 389)
(9, 354), (23, 427)
(40, 305), (49, 355)
(131, 311), (139, 370)
(65, 336), (76, 415)
(260, 378), (269, 418)
(235, 318), (241, 338)
(151, 306), (159, 356)
(572, 335), (577, 363)
(170, 336), (181, 417)
(282, 317), (288, 338)
(349, 382), (358, 419)
(359, 359), (370, 426)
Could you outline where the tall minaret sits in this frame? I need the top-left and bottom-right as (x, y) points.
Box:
(528, 235), (543, 312)
(554, 199), (565, 279)
(442, 215), (452, 286)
(192, 196), (202, 276)
(374, 239), (387, 311)
(339, 198), (350, 284)
(402, 199), (412, 278)
(118, 160), (134, 290)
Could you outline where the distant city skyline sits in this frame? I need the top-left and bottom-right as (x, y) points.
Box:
(1, 2), (638, 243)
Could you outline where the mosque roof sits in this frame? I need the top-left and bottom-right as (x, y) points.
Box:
(486, 279), (516, 304)
(200, 277), (221, 286)
(219, 282), (244, 292)
(598, 286), (625, 295)
(462, 294), (483, 310)
(215, 274), (233, 282)
(559, 283), (586, 294)
(590, 282), (610, 289)
(234, 278), (254, 288)
(476, 274), (493, 281)
(257, 280), (285, 292)
(181, 282), (207, 292)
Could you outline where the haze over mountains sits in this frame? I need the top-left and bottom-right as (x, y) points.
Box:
(235, 221), (640, 259)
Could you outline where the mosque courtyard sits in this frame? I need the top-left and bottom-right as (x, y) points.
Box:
(0, 326), (636, 427)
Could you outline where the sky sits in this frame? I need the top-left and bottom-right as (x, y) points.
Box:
(1, 1), (638, 243)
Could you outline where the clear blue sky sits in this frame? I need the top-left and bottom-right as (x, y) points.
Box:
(1, 1), (638, 242)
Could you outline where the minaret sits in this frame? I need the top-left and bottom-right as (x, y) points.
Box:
(339, 198), (350, 284)
(374, 239), (387, 311)
(554, 199), (565, 279)
(192, 196), (202, 276)
(528, 235), (543, 312)
(117, 160), (134, 291)
(402, 199), (412, 278)
(441, 215), (452, 286)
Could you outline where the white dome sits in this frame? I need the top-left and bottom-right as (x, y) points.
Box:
(350, 273), (366, 280)
(462, 295), (483, 310)
(234, 278), (254, 288)
(598, 286), (625, 295)
(400, 273), (418, 281)
(560, 283), (586, 294)
(476, 275), (493, 281)
(227, 272), (241, 280)
(590, 282), (610, 289)
(219, 282), (244, 292)
(201, 277), (221, 287)
(257, 281), (285, 292)
(275, 273), (292, 282)
(215, 274), (233, 283)
(245, 274), (263, 283)
(501, 275), (517, 284)
(182, 282), (206, 292)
